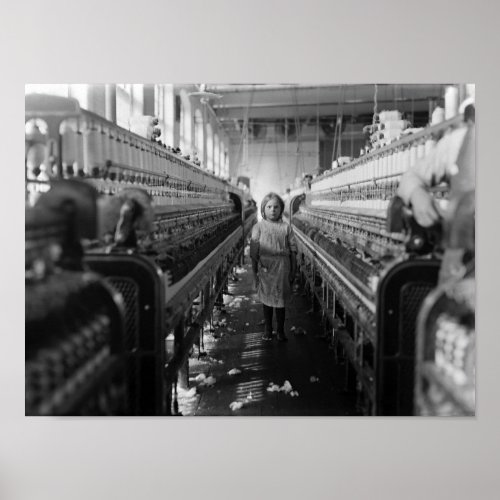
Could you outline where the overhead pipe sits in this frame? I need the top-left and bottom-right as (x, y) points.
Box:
(207, 84), (369, 93)
(213, 96), (442, 111)
(208, 83), (446, 95)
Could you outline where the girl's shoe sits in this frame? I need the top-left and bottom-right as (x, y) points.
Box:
(262, 333), (273, 341)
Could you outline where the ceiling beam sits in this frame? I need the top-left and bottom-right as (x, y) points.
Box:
(215, 98), (436, 121)
(211, 84), (446, 108)
(215, 97), (437, 111)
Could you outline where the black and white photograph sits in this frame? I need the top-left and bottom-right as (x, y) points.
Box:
(25, 83), (475, 417)
(6, 1), (500, 499)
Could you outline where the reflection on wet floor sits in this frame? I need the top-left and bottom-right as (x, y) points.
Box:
(176, 258), (358, 416)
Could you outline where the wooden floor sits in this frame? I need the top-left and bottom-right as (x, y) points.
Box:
(177, 253), (358, 416)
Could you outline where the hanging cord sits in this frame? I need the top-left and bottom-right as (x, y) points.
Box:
(331, 85), (345, 164)
(217, 101), (233, 175)
(372, 83), (379, 127)
(316, 89), (320, 173)
(350, 115), (355, 158)
(350, 86), (355, 158)
(332, 114), (343, 163)
(294, 88), (305, 179)
(274, 120), (283, 189)
(411, 92), (415, 126)
(254, 126), (267, 182)
(243, 88), (255, 171)
(233, 87), (255, 176)
(330, 117), (336, 168)
(292, 88), (302, 181)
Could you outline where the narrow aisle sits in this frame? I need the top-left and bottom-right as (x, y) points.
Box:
(177, 251), (358, 416)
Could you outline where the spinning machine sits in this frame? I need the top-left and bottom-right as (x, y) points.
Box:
(284, 113), (475, 416)
(25, 94), (257, 415)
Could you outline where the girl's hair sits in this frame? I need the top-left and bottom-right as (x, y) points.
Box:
(260, 192), (285, 220)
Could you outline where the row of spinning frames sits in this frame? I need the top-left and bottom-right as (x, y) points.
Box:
(283, 112), (475, 416)
(25, 94), (257, 416)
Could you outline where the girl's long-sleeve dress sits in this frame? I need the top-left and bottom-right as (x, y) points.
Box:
(250, 219), (297, 308)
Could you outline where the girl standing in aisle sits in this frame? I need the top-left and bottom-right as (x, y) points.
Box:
(250, 192), (297, 341)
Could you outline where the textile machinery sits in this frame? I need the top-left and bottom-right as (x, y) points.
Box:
(25, 94), (257, 415)
(284, 113), (474, 416)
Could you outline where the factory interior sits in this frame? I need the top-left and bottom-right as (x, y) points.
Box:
(25, 83), (475, 417)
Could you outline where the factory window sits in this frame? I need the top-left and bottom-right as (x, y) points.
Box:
(194, 109), (203, 161)
(117, 83), (132, 93)
(130, 84), (144, 117)
(155, 85), (164, 123)
(116, 84), (145, 129)
(175, 96), (181, 122)
(154, 85), (166, 142)
(116, 85), (132, 129)
(223, 150), (228, 177)
(180, 101), (186, 151)
(68, 85), (88, 110)
(179, 90), (192, 154)
(214, 134), (220, 175)
(220, 137), (224, 176)
(206, 122), (214, 172)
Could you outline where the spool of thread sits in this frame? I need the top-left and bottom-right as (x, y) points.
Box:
(381, 154), (387, 177)
(101, 129), (112, 168)
(85, 127), (104, 175)
(75, 130), (85, 176)
(115, 132), (125, 167)
(393, 151), (399, 175)
(425, 137), (436, 156)
(402, 148), (410, 172)
(409, 144), (418, 168)
(388, 152), (395, 176)
(445, 86), (459, 119)
(138, 142), (146, 171)
(431, 106), (445, 125)
(417, 141), (425, 160)
(122, 135), (131, 168)
(374, 157), (380, 179)
(61, 123), (77, 172)
(146, 144), (154, 172)
(153, 148), (160, 174)
(154, 146), (163, 173)
(132, 139), (141, 169)
(26, 144), (46, 179)
(107, 129), (117, 167)
(149, 146), (156, 174)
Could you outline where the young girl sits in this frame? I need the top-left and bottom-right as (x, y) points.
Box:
(250, 192), (297, 341)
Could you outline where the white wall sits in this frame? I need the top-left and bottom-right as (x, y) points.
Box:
(229, 124), (319, 204)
